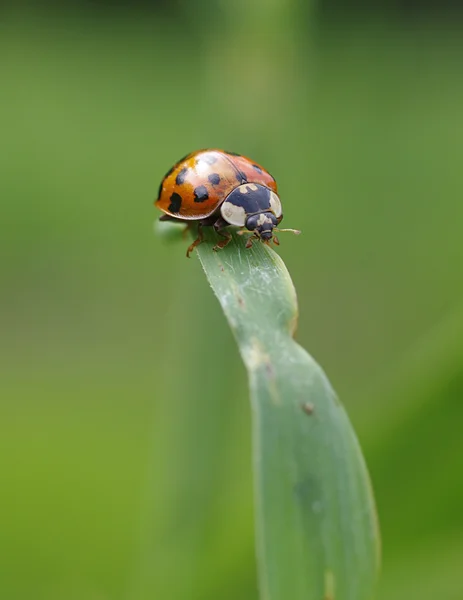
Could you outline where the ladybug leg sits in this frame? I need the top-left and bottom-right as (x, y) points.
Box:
(212, 217), (232, 252)
(237, 229), (257, 248)
(182, 222), (193, 240)
(186, 223), (204, 258)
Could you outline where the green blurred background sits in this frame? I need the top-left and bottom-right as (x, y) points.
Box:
(1, 1), (462, 598)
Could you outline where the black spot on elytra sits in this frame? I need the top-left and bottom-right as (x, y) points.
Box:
(175, 167), (188, 185)
(157, 182), (163, 199)
(165, 155), (190, 178)
(252, 164), (263, 174)
(200, 154), (218, 165)
(168, 192), (182, 213)
(236, 170), (248, 183)
(208, 173), (220, 185)
(163, 152), (193, 181)
(194, 185), (209, 202)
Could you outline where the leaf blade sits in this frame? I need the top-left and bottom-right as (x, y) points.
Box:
(195, 229), (380, 600)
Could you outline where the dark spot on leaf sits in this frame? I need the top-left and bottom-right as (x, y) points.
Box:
(302, 402), (315, 415)
(293, 476), (319, 504)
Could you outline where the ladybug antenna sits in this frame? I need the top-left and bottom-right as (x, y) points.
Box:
(274, 227), (301, 236)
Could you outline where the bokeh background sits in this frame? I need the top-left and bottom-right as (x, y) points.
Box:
(1, 1), (463, 598)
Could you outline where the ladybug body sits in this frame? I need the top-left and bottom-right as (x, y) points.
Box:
(155, 149), (298, 256)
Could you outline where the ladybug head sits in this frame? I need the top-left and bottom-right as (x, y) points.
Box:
(221, 184), (282, 245)
(221, 184), (299, 247)
(245, 212), (278, 241)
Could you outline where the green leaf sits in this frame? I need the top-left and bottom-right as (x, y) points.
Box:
(194, 228), (380, 600)
(154, 218), (187, 243)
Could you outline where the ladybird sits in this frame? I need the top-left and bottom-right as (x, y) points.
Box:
(155, 149), (300, 257)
